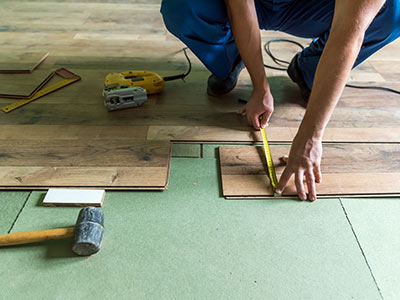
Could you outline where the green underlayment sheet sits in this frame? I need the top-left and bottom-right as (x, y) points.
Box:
(0, 192), (30, 233)
(341, 199), (400, 300)
(0, 157), (398, 299)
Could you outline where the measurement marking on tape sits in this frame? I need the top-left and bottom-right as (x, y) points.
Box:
(260, 127), (278, 192)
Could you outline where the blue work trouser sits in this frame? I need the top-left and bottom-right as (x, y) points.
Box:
(161, 0), (400, 90)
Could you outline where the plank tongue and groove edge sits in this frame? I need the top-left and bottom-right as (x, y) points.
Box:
(219, 144), (400, 199)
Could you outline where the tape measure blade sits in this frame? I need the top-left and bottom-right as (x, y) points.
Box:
(260, 128), (278, 191)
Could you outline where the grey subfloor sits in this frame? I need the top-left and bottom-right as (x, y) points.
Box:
(0, 145), (399, 300)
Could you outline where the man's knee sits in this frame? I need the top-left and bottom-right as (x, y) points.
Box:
(379, 0), (400, 37)
(160, 0), (194, 37)
(161, 0), (228, 39)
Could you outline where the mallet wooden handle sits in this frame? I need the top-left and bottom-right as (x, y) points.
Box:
(0, 227), (75, 246)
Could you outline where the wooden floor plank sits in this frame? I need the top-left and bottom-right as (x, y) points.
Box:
(0, 167), (169, 189)
(0, 69), (54, 98)
(148, 126), (400, 143)
(0, 52), (49, 74)
(219, 145), (400, 198)
(1, 71), (399, 141)
(0, 125), (149, 140)
(0, 140), (171, 189)
(1, 0), (400, 190)
(0, 139), (168, 167)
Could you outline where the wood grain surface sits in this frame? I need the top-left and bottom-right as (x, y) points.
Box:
(0, 0), (399, 190)
(0, 139), (171, 189)
(0, 1), (399, 141)
(219, 145), (400, 198)
(0, 52), (49, 74)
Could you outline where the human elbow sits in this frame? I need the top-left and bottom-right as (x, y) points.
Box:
(330, 23), (365, 51)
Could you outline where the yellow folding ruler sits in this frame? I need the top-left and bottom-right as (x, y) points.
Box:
(260, 126), (278, 192)
(1, 68), (81, 113)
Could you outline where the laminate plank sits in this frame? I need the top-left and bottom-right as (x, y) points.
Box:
(0, 139), (168, 167)
(2, 100), (398, 128)
(0, 167), (169, 189)
(219, 145), (400, 198)
(1, 72), (399, 131)
(223, 174), (400, 198)
(0, 52), (49, 74)
(0, 69), (54, 98)
(369, 61), (400, 74)
(0, 140), (171, 189)
(0, 125), (148, 140)
(1, 0), (400, 191)
(148, 126), (400, 143)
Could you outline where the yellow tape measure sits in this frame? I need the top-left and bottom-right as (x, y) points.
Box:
(260, 126), (278, 192)
(2, 68), (81, 113)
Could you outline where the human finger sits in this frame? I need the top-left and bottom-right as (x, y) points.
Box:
(260, 113), (270, 128)
(313, 164), (322, 183)
(279, 155), (289, 165)
(237, 107), (246, 115)
(295, 171), (307, 201)
(265, 109), (273, 122)
(253, 114), (261, 129)
(276, 166), (292, 194)
(246, 113), (254, 128)
(305, 170), (316, 201)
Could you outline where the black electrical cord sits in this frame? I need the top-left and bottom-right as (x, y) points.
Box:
(345, 83), (400, 94)
(264, 38), (305, 70)
(162, 42), (400, 96)
(163, 47), (192, 82)
(263, 38), (400, 95)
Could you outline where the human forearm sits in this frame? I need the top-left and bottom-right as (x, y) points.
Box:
(226, 0), (274, 128)
(225, 0), (268, 92)
(298, 30), (365, 140)
(276, 0), (385, 201)
(277, 30), (365, 200)
(299, 0), (385, 140)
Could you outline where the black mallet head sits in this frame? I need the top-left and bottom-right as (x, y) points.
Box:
(72, 207), (104, 256)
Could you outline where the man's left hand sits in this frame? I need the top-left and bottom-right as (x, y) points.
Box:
(276, 133), (322, 201)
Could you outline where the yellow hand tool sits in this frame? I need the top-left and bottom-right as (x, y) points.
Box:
(259, 118), (279, 193)
(1, 68), (81, 113)
(104, 71), (165, 95)
(102, 48), (191, 98)
(102, 48), (192, 111)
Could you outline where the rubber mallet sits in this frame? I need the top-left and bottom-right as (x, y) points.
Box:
(0, 207), (104, 256)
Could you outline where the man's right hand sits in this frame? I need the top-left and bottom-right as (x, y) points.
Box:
(226, 0), (273, 130)
(238, 88), (274, 129)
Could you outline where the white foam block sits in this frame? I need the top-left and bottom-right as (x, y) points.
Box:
(43, 189), (105, 207)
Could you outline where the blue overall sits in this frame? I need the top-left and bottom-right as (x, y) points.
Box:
(161, 0), (400, 90)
